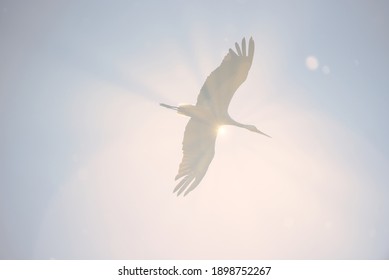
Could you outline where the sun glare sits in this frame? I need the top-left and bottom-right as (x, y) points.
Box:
(217, 126), (226, 135)
(306, 55), (319, 71)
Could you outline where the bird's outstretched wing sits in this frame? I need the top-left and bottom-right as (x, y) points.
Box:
(196, 37), (255, 118)
(174, 118), (218, 196)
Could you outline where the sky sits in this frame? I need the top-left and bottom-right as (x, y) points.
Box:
(1, 0), (389, 259)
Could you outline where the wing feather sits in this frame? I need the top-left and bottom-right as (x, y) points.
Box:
(241, 37), (246, 56)
(235, 42), (242, 56)
(174, 118), (217, 196)
(196, 37), (255, 118)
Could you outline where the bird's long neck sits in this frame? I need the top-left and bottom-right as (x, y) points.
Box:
(225, 116), (249, 129)
(236, 122), (251, 130)
(227, 116), (271, 137)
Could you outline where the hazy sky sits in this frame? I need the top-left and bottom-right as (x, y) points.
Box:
(1, 0), (389, 259)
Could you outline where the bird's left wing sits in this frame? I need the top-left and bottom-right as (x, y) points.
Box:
(174, 118), (218, 196)
(196, 37), (255, 117)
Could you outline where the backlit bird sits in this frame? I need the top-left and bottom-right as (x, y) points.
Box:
(160, 37), (270, 196)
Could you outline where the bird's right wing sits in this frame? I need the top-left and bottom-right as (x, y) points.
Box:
(174, 118), (218, 196)
(196, 37), (255, 118)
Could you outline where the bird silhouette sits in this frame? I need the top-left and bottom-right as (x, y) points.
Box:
(160, 37), (270, 196)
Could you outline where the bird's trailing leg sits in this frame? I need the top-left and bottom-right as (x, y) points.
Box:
(160, 103), (178, 110)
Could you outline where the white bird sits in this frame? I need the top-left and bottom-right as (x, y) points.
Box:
(161, 37), (270, 196)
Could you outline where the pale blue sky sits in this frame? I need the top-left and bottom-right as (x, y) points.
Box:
(1, 0), (389, 259)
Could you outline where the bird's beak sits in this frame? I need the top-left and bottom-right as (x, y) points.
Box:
(257, 130), (271, 138)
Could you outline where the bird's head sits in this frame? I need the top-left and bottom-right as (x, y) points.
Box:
(246, 125), (271, 138)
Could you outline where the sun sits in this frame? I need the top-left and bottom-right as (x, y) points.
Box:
(217, 126), (226, 135)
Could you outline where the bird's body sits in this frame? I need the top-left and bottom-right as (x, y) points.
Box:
(161, 37), (270, 196)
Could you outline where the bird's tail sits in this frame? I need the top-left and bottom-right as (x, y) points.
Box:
(160, 103), (178, 110)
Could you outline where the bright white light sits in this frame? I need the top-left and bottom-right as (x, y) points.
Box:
(217, 126), (226, 135)
(306, 56), (319, 71)
(322, 65), (331, 75)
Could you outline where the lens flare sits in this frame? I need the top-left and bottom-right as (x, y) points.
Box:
(306, 56), (319, 71)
